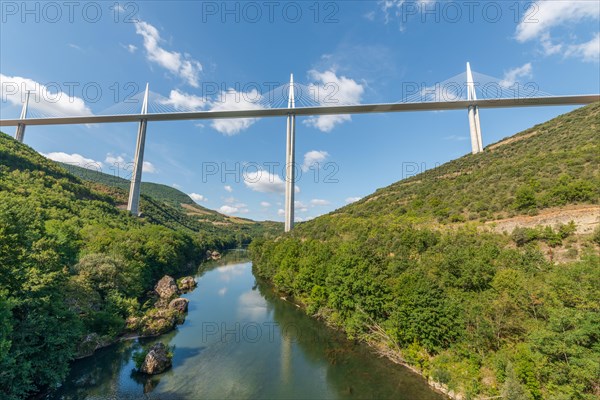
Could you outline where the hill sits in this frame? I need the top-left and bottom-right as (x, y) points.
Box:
(60, 162), (282, 231)
(250, 103), (600, 399)
(0, 131), (277, 399)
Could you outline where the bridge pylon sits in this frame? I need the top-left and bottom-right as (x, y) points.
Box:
(127, 83), (149, 216)
(14, 91), (30, 143)
(284, 74), (296, 232)
(466, 62), (483, 154)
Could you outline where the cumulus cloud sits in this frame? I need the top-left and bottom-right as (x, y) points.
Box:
(303, 69), (364, 132)
(515, 1), (600, 62)
(310, 199), (330, 206)
(209, 89), (263, 135)
(243, 170), (298, 194)
(134, 20), (203, 87)
(302, 150), (329, 172)
(260, 201), (271, 207)
(105, 153), (155, 173)
(159, 89), (207, 111)
(189, 193), (207, 203)
(224, 185), (233, 193)
(1, 74), (93, 117)
(42, 152), (102, 170)
(499, 63), (533, 88)
(345, 196), (362, 204)
(218, 204), (249, 215)
(564, 33), (600, 63)
(142, 161), (157, 173)
(105, 153), (126, 165)
(295, 201), (309, 213)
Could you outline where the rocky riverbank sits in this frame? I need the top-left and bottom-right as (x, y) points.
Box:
(74, 274), (198, 359)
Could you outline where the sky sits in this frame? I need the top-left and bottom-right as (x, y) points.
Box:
(1, 0), (599, 222)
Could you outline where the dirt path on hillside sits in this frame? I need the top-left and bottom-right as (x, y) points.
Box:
(486, 205), (600, 234)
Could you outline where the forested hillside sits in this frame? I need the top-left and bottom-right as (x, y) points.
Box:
(251, 103), (600, 399)
(61, 162), (282, 238)
(0, 132), (277, 399)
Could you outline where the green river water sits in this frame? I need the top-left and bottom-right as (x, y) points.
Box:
(48, 251), (446, 400)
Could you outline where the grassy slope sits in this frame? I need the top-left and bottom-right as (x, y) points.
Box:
(61, 162), (282, 237)
(251, 103), (600, 399)
(311, 102), (599, 234)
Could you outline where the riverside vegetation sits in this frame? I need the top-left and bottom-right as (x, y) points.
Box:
(0, 132), (280, 399)
(251, 103), (600, 399)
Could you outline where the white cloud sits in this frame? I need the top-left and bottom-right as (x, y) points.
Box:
(159, 89), (207, 111)
(142, 161), (157, 173)
(345, 196), (362, 204)
(120, 43), (137, 53)
(189, 193), (207, 203)
(172, 183), (182, 189)
(209, 89), (263, 135)
(244, 170), (299, 194)
(224, 185), (233, 193)
(277, 208), (285, 216)
(260, 201), (271, 207)
(218, 204), (249, 215)
(42, 152), (102, 170)
(515, 1), (599, 42)
(105, 153), (126, 165)
(295, 201), (309, 213)
(219, 205), (239, 214)
(134, 20), (203, 87)
(302, 150), (329, 172)
(515, 1), (600, 62)
(1, 74), (93, 117)
(310, 199), (330, 206)
(499, 63), (533, 88)
(565, 33), (600, 62)
(104, 153), (155, 173)
(303, 69), (364, 132)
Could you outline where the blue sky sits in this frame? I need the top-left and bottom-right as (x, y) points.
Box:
(1, 1), (599, 221)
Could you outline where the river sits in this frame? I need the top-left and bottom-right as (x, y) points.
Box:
(48, 251), (446, 400)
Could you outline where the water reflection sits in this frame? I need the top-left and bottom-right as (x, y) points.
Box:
(49, 251), (445, 400)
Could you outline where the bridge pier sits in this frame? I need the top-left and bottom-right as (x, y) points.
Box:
(467, 62), (483, 154)
(127, 83), (149, 216)
(284, 74), (296, 232)
(14, 91), (30, 143)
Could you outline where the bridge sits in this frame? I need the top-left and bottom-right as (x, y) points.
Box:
(1, 63), (598, 232)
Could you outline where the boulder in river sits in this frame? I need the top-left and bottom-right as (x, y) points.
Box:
(140, 343), (172, 375)
(178, 276), (196, 292)
(169, 297), (189, 314)
(155, 275), (179, 299)
(140, 308), (178, 336)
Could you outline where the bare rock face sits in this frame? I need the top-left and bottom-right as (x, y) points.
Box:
(140, 343), (172, 375)
(178, 276), (196, 292)
(169, 298), (189, 314)
(155, 275), (179, 299)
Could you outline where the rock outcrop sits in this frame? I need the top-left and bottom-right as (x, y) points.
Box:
(178, 276), (196, 292)
(140, 308), (178, 336)
(206, 250), (221, 260)
(140, 342), (172, 375)
(154, 275), (179, 299)
(169, 297), (189, 313)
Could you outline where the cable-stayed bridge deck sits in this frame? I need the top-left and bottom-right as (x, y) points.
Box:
(1, 95), (598, 126)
